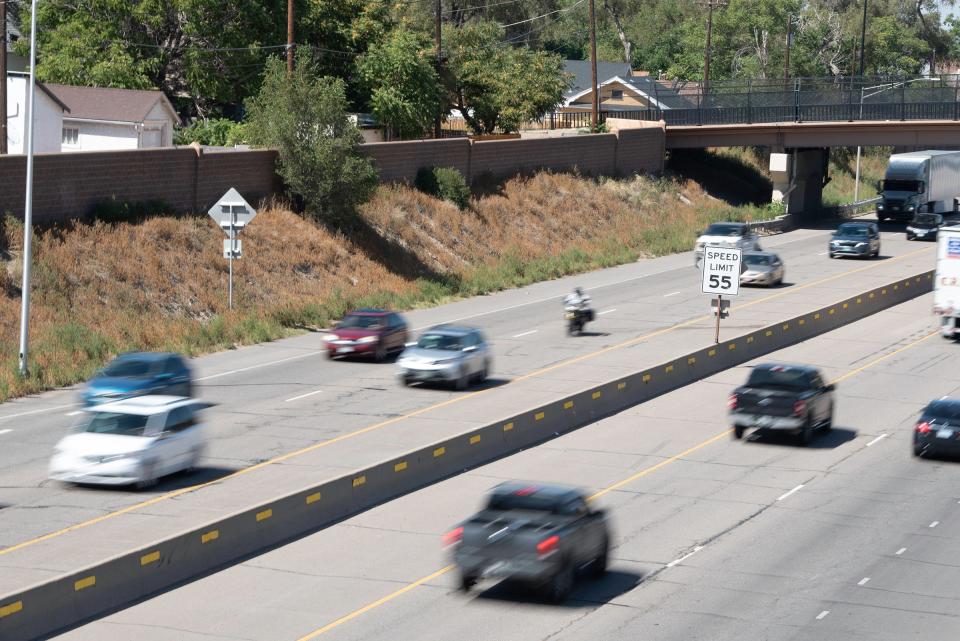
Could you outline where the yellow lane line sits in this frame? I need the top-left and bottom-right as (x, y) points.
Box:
(294, 565), (455, 641)
(0, 245), (933, 557)
(291, 313), (941, 639)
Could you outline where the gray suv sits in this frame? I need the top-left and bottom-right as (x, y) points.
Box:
(829, 222), (880, 259)
(397, 325), (491, 389)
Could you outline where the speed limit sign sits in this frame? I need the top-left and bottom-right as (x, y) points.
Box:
(701, 246), (742, 296)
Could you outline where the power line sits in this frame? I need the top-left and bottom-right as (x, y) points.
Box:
(501, 0), (585, 28)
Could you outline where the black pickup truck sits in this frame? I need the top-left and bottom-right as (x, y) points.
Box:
(729, 363), (835, 445)
(444, 482), (611, 602)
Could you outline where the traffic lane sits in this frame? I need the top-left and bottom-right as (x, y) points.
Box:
(51, 296), (947, 640)
(0, 240), (935, 552)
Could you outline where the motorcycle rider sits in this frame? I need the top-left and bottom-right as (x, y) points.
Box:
(563, 287), (594, 334)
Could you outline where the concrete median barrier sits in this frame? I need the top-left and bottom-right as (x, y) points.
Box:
(0, 271), (934, 641)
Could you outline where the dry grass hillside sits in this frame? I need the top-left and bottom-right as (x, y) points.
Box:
(0, 170), (777, 400)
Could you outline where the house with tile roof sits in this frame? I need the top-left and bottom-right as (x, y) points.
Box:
(45, 84), (180, 152)
(561, 60), (692, 113)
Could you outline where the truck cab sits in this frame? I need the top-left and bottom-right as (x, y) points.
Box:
(877, 151), (960, 222)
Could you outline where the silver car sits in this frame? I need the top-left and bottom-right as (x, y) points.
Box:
(398, 325), (492, 390)
(740, 251), (784, 287)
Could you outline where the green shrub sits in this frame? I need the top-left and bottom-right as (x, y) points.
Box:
(414, 166), (470, 209)
(90, 197), (173, 223)
(174, 118), (245, 147)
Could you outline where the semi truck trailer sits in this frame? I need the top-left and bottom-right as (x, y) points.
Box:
(935, 225), (960, 339)
(877, 150), (960, 222)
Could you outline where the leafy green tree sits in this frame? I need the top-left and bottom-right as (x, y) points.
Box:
(443, 21), (568, 134)
(245, 53), (379, 225)
(866, 15), (929, 75)
(356, 28), (440, 139)
(174, 118), (246, 146)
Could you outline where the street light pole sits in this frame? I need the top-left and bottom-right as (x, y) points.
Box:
(588, 0), (598, 130)
(18, 0), (38, 376)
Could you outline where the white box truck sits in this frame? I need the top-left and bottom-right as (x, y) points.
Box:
(935, 225), (960, 338)
(877, 150), (960, 222)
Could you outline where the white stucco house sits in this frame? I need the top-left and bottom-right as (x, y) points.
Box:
(45, 84), (180, 151)
(5, 71), (70, 154)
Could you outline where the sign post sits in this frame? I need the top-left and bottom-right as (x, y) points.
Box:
(701, 246), (742, 343)
(208, 188), (257, 310)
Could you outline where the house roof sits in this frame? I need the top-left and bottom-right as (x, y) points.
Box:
(5, 72), (71, 112)
(564, 75), (694, 110)
(45, 83), (179, 125)
(563, 59), (632, 99)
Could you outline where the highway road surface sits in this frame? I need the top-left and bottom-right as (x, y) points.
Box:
(53, 293), (960, 641)
(0, 222), (936, 550)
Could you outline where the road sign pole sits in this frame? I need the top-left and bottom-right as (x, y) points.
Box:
(715, 294), (722, 344)
(228, 211), (235, 310)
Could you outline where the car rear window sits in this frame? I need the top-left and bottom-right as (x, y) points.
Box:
(81, 412), (150, 437)
(339, 314), (385, 329)
(745, 254), (771, 266)
(486, 492), (561, 513)
(102, 358), (155, 377)
(926, 402), (960, 420)
(746, 366), (812, 390)
(837, 225), (868, 237)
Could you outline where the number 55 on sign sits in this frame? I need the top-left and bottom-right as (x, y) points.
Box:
(701, 247), (742, 296)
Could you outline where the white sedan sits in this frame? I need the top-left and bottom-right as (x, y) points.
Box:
(49, 396), (209, 488)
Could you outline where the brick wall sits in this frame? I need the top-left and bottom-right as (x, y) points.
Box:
(0, 148), (279, 225)
(0, 128), (664, 224)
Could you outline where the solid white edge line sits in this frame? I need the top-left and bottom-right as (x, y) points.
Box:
(285, 389), (324, 403)
(0, 429), (12, 436)
(866, 434), (888, 447)
(895, 547), (907, 555)
(930, 521), (940, 528)
(598, 308), (617, 315)
(777, 484), (805, 501)
(511, 330), (539, 339)
(816, 610), (830, 620)
(65, 411), (83, 417)
(664, 291), (681, 297)
(0, 403), (80, 422)
(858, 577), (870, 586)
(196, 352), (316, 381)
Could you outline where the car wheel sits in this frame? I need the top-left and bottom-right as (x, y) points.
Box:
(459, 573), (478, 592)
(455, 368), (469, 391)
(477, 362), (489, 384)
(374, 343), (387, 363)
(185, 446), (204, 473)
(913, 443), (926, 458)
(733, 425), (745, 440)
(590, 538), (609, 578)
(828, 253), (836, 259)
(821, 409), (833, 432)
(325, 350), (335, 360)
(799, 417), (813, 446)
(400, 375), (411, 387)
(135, 460), (158, 490)
(546, 563), (575, 603)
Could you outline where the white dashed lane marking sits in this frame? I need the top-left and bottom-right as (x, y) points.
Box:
(284, 389), (324, 403)
(858, 577), (870, 586)
(930, 521), (940, 528)
(0, 429), (12, 436)
(777, 484), (805, 501)
(511, 330), (538, 339)
(896, 547), (907, 555)
(598, 309), (617, 315)
(816, 611), (830, 620)
(866, 434), (888, 446)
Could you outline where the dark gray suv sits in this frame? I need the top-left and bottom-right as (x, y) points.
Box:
(829, 222), (880, 259)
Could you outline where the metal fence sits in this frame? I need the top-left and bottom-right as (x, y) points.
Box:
(549, 75), (960, 128)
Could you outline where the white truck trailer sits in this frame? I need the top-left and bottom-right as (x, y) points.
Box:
(877, 150), (960, 222)
(935, 225), (960, 339)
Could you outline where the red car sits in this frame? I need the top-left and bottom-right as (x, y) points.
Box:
(323, 309), (409, 361)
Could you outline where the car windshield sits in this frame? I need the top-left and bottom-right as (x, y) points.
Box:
(705, 223), (745, 237)
(486, 492), (560, 513)
(913, 214), (940, 225)
(80, 412), (150, 437)
(745, 254), (771, 266)
(101, 358), (155, 378)
(339, 314), (385, 329)
(837, 225), (868, 237)
(417, 333), (464, 351)
(746, 367), (811, 390)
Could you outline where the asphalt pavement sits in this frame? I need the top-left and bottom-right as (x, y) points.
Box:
(52, 293), (960, 641)
(0, 223), (936, 552)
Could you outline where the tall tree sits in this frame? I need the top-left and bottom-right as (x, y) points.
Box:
(443, 21), (569, 134)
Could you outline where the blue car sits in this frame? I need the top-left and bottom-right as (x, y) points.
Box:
(82, 352), (193, 406)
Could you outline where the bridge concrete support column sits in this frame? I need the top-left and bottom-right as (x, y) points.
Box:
(769, 151), (791, 203)
(780, 148), (830, 220)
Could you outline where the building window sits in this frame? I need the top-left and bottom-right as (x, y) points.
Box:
(611, 89), (624, 100)
(62, 127), (79, 145)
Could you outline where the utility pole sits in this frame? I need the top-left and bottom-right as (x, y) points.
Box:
(858, 0), (867, 77)
(588, 0), (598, 130)
(286, 0), (294, 76)
(434, 0), (442, 138)
(1, 0), (7, 154)
(784, 14), (791, 82)
(701, 0), (727, 92)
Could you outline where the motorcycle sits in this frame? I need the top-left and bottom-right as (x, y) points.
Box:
(564, 305), (594, 335)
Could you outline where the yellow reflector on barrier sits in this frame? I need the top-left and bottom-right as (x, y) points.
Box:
(564, 401), (574, 410)
(503, 422), (514, 432)
(642, 374), (652, 383)
(0, 601), (22, 618)
(140, 551), (160, 566)
(352, 476), (366, 488)
(688, 357), (696, 365)
(394, 461), (408, 472)
(665, 365), (674, 373)
(256, 509), (273, 522)
(617, 381), (626, 390)
(535, 411), (545, 421)
(592, 391), (602, 400)
(74, 576), (96, 591)
(306, 492), (322, 505)
(433, 447), (446, 457)
(708, 349), (717, 356)
(469, 435), (481, 445)
(765, 330), (773, 336)
(201, 529), (219, 544)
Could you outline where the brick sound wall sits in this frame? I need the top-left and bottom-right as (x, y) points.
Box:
(0, 148), (279, 225)
(0, 128), (664, 223)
